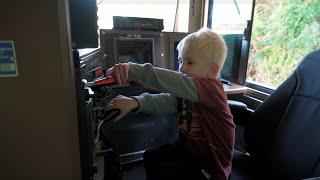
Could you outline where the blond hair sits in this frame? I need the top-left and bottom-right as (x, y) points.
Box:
(177, 27), (227, 74)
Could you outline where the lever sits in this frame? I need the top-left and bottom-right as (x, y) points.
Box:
(86, 76), (117, 88)
(95, 108), (121, 144)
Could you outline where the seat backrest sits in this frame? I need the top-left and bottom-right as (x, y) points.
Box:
(245, 50), (320, 178)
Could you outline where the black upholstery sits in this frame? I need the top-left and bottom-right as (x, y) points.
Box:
(232, 50), (320, 179)
(100, 84), (178, 155)
(101, 112), (178, 154)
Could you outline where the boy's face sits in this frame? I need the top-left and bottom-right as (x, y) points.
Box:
(178, 49), (217, 78)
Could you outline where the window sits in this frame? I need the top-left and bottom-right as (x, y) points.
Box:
(97, 0), (190, 32)
(207, 0), (253, 84)
(210, 0), (253, 34)
(247, 0), (320, 89)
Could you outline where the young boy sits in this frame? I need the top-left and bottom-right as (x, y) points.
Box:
(106, 27), (235, 180)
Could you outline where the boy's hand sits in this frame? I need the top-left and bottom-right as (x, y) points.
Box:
(106, 95), (138, 122)
(106, 63), (129, 86)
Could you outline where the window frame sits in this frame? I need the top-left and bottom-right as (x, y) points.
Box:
(245, 0), (275, 95)
(207, 0), (277, 97)
(207, 0), (253, 87)
(206, 0), (276, 109)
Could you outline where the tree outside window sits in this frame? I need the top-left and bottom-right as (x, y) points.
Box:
(247, 0), (320, 88)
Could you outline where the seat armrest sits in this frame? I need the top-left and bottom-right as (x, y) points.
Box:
(228, 100), (252, 127)
(228, 100), (247, 110)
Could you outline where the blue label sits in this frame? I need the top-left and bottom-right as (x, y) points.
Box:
(0, 41), (18, 77)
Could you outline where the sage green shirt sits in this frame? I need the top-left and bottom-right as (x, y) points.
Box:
(128, 63), (199, 113)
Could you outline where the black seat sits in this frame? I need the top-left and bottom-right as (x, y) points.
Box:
(100, 84), (178, 157)
(231, 50), (320, 179)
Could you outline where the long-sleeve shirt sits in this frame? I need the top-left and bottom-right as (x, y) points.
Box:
(128, 63), (235, 180)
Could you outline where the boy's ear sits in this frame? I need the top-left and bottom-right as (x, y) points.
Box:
(211, 64), (219, 77)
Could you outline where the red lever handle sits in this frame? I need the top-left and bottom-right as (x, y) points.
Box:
(86, 76), (117, 87)
(95, 76), (117, 86)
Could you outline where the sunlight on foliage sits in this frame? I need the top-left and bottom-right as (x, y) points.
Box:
(247, 0), (320, 88)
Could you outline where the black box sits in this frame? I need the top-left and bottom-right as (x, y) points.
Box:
(113, 16), (164, 31)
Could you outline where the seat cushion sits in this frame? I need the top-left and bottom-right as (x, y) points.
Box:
(99, 84), (179, 154)
(100, 112), (178, 154)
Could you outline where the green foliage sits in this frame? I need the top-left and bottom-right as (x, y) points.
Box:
(248, 0), (320, 88)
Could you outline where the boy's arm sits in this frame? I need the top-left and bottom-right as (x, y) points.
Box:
(128, 63), (199, 102)
(132, 92), (178, 113)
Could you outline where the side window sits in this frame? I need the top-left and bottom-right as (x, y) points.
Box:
(247, 0), (320, 89)
(209, 0), (253, 34)
(97, 0), (190, 32)
(207, 0), (254, 84)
